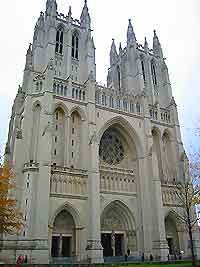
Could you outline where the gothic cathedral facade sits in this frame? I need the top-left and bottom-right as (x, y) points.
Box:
(2, 0), (200, 264)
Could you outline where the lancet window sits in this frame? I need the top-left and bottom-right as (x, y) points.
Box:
(141, 59), (146, 82)
(70, 111), (81, 168)
(72, 32), (79, 60)
(55, 28), (64, 54)
(151, 61), (157, 86)
(52, 107), (65, 166)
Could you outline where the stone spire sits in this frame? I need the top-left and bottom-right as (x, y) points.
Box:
(68, 6), (72, 17)
(127, 19), (136, 45)
(144, 37), (149, 52)
(25, 43), (33, 70)
(37, 12), (45, 29)
(110, 39), (118, 66)
(119, 42), (122, 53)
(153, 30), (163, 58)
(46, 0), (57, 17)
(80, 0), (91, 30)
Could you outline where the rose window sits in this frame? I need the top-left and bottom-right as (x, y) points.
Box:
(99, 129), (125, 165)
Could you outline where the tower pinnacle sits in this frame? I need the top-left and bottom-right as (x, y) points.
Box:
(46, 0), (57, 17)
(153, 29), (163, 58)
(80, 0), (91, 30)
(127, 19), (137, 45)
(144, 37), (149, 52)
(110, 39), (118, 66)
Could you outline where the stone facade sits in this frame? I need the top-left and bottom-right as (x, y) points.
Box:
(2, 0), (200, 264)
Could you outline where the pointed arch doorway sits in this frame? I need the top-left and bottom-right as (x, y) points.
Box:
(101, 201), (137, 257)
(165, 213), (180, 256)
(51, 210), (76, 258)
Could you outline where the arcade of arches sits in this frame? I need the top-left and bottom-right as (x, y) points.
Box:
(50, 207), (182, 258)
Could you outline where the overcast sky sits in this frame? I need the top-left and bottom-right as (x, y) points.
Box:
(0, 0), (199, 155)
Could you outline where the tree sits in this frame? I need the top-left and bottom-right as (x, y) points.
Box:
(0, 161), (23, 235)
(174, 154), (200, 267)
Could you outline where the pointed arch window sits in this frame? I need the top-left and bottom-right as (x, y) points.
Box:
(95, 92), (100, 103)
(130, 101), (134, 113)
(123, 99), (128, 111)
(117, 98), (121, 109)
(55, 28), (64, 54)
(83, 91), (86, 101)
(151, 61), (157, 86)
(72, 88), (75, 98)
(109, 96), (114, 108)
(117, 65), (121, 91)
(141, 59), (146, 82)
(72, 32), (79, 60)
(136, 102), (141, 114)
(64, 86), (67, 96)
(60, 85), (63, 95)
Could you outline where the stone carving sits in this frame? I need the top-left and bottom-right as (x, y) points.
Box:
(33, 74), (45, 82)
(88, 131), (97, 145)
(42, 122), (53, 136)
(51, 172), (87, 195)
(100, 166), (135, 193)
(86, 240), (103, 250)
(16, 129), (23, 139)
(5, 143), (10, 155)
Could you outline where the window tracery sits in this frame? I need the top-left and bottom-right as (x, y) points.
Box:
(99, 129), (125, 165)
(72, 32), (79, 60)
(55, 28), (64, 54)
(151, 61), (157, 86)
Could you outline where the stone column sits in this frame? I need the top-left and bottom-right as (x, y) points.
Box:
(86, 135), (103, 262)
(64, 115), (70, 166)
(151, 143), (169, 260)
(31, 93), (53, 264)
(85, 78), (103, 263)
(137, 156), (153, 258)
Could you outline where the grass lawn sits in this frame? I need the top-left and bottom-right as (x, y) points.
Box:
(111, 262), (199, 267)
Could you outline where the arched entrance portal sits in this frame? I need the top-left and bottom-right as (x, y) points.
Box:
(51, 210), (76, 258)
(101, 201), (136, 257)
(165, 214), (180, 255)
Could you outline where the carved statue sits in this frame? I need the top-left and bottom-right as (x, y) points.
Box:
(88, 131), (97, 145)
(42, 122), (53, 136)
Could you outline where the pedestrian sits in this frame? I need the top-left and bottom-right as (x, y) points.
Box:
(127, 248), (130, 256)
(125, 254), (128, 262)
(16, 255), (24, 267)
(150, 254), (153, 261)
(24, 255), (28, 263)
(141, 252), (144, 262)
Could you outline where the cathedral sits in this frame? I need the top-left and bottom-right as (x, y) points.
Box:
(1, 0), (200, 264)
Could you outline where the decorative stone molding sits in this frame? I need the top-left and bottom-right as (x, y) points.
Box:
(86, 240), (103, 250)
(51, 166), (88, 195)
(16, 129), (23, 139)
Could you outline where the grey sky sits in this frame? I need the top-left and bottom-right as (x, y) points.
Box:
(0, 0), (199, 155)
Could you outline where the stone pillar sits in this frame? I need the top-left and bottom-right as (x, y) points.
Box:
(86, 136), (103, 262)
(85, 79), (103, 263)
(138, 156), (153, 258)
(151, 145), (169, 260)
(64, 115), (70, 166)
(31, 93), (53, 264)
